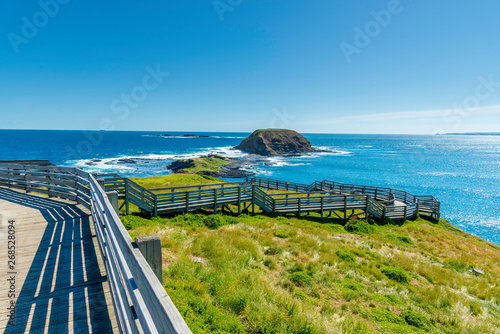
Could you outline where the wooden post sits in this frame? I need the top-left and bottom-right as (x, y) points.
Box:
(135, 235), (163, 284)
(365, 197), (369, 222)
(106, 191), (119, 215)
(214, 188), (218, 214)
(251, 186), (255, 214)
(320, 197), (324, 218)
(154, 193), (158, 217)
(344, 196), (347, 220)
(237, 186), (241, 215)
(298, 198), (301, 217)
(125, 180), (130, 215)
(47, 171), (53, 198)
(185, 191), (190, 214)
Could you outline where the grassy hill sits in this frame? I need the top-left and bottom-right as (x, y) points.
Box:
(121, 175), (500, 334)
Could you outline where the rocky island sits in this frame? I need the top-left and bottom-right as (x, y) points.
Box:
(165, 129), (329, 178)
(235, 129), (317, 156)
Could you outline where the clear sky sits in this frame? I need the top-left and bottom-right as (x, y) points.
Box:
(1, 0), (500, 134)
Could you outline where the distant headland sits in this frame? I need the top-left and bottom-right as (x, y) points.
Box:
(439, 132), (500, 136)
(147, 133), (210, 138)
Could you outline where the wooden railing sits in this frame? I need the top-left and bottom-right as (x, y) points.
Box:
(245, 176), (440, 221)
(93, 173), (440, 221)
(0, 164), (192, 334)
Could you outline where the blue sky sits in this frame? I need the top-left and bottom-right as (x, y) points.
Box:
(1, 0), (499, 134)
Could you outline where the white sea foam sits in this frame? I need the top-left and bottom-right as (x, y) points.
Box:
(73, 146), (251, 173)
(74, 144), (349, 175)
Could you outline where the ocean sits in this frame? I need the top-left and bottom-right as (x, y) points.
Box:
(1, 129), (499, 245)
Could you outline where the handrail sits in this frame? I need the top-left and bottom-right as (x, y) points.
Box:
(246, 176), (440, 220)
(95, 173), (440, 221)
(0, 164), (192, 334)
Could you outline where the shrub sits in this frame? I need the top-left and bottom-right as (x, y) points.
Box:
(379, 217), (395, 226)
(227, 294), (248, 315)
(121, 215), (151, 230)
(397, 235), (414, 244)
(336, 249), (357, 263)
(273, 229), (296, 238)
(204, 215), (226, 229)
(264, 246), (282, 255)
(400, 309), (431, 329)
(386, 232), (414, 245)
(381, 266), (410, 284)
(263, 258), (277, 270)
(289, 262), (305, 273)
(289, 272), (313, 286)
(269, 212), (280, 218)
(345, 220), (375, 234)
(276, 216), (289, 223)
(341, 279), (366, 291)
(167, 285), (246, 333)
(293, 290), (316, 304)
(370, 308), (405, 325)
(383, 294), (403, 305)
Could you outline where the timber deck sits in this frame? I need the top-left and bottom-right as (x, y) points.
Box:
(0, 187), (118, 334)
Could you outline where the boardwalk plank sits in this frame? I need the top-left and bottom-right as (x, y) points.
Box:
(0, 188), (117, 333)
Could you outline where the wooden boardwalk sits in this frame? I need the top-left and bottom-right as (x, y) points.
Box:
(0, 187), (118, 334)
(96, 175), (439, 221)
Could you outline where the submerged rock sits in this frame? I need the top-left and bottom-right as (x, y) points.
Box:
(236, 129), (316, 156)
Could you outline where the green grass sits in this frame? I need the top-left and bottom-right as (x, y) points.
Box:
(380, 266), (411, 284)
(400, 309), (432, 330)
(336, 249), (357, 263)
(289, 272), (313, 286)
(131, 173), (222, 189)
(168, 155), (233, 175)
(123, 175), (500, 334)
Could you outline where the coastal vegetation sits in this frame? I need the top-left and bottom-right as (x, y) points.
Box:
(166, 154), (254, 178)
(167, 155), (234, 174)
(121, 174), (500, 333)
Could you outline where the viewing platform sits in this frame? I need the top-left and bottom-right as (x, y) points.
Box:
(0, 163), (192, 334)
(0, 187), (117, 333)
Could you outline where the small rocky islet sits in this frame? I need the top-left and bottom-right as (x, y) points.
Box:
(166, 129), (326, 177)
(235, 129), (318, 156)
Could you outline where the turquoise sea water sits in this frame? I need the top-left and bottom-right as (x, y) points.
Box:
(1, 130), (499, 245)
